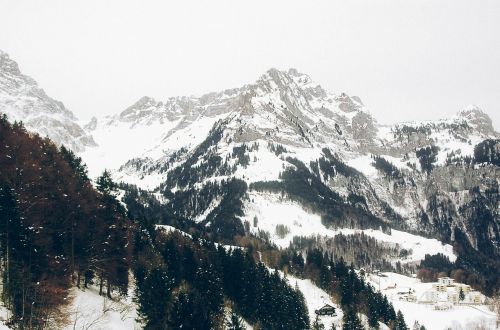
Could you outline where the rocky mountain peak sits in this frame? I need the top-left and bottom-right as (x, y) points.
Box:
(0, 50), (20, 75)
(457, 105), (497, 136)
(119, 96), (161, 120)
(0, 50), (95, 152)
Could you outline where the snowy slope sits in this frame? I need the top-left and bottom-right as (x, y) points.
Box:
(282, 272), (343, 329)
(243, 191), (455, 264)
(64, 285), (139, 330)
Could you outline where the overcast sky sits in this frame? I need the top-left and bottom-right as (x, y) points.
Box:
(0, 0), (499, 129)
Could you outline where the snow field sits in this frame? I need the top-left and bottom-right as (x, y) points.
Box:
(243, 192), (456, 263)
(64, 284), (139, 330)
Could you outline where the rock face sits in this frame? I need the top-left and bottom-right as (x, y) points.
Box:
(0, 50), (95, 152)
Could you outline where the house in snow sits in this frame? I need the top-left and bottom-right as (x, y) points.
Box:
(314, 304), (337, 316)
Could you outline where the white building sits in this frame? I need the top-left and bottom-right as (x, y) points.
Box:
(468, 291), (482, 305)
(454, 283), (471, 294)
(437, 277), (455, 286)
(447, 292), (459, 304)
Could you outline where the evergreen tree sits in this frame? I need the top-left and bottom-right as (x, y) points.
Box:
(94, 170), (129, 296)
(342, 307), (363, 330)
(193, 262), (224, 327)
(313, 315), (325, 330)
(168, 290), (196, 329)
(459, 287), (465, 301)
(412, 321), (426, 330)
(0, 185), (28, 322)
(226, 310), (245, 330)
(59, 145), (89, 183)
(135, 266), (172, 329)
(367, 294), (380, 329)
(394, 310), (408, 330)
(96, 169), (118, 197)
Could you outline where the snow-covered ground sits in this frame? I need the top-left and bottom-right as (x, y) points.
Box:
(64, 285), (139, 330)
(0, 305), (12, 329)
(367, 272), (498, 330)
(244, 191), (456, 263)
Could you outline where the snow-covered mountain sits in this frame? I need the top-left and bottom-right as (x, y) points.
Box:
(2, 49), (497, 267)
(80, 68), (499, 278)
(0, 50), (95, 152)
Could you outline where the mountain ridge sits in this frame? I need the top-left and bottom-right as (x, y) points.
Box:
(0, 50), (96, 152)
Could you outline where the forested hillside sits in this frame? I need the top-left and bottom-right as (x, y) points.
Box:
(0, 114), (131, 328)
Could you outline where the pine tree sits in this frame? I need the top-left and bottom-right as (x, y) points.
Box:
(0, 185), (27, 321)
(394, 310), (408, 330)
(313, 315), (325, 330)
(194, 262), (224, 327)
(412, 321), (426, 330)
(367, 293), (380, 329)
(59, 145), (89, 183)
(168, 290), (195, 329)
(226, 310), (245, 330)
(135, 266), (172, 329)
(342, 307), (363, 330)
(96, 169), (118, 197)
(459, 287), (465, 301)
(94, 170), (129, 297)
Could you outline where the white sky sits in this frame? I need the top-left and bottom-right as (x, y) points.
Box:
(0, 0), (499, 129)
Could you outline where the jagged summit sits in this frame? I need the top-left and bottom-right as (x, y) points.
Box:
(457, 105), (496, 136)
(0, 49), (95, 152)
(0, 50), (21, 75)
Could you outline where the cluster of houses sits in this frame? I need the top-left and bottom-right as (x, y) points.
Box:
(397, 277), (482, 310)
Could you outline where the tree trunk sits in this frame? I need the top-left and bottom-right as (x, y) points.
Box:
(99, 273), (103, 296)
(71, 221), (75, 284)
(106, 279), (111, 299)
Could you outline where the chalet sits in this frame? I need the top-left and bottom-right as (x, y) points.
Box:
(314, 304), (337, 316)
